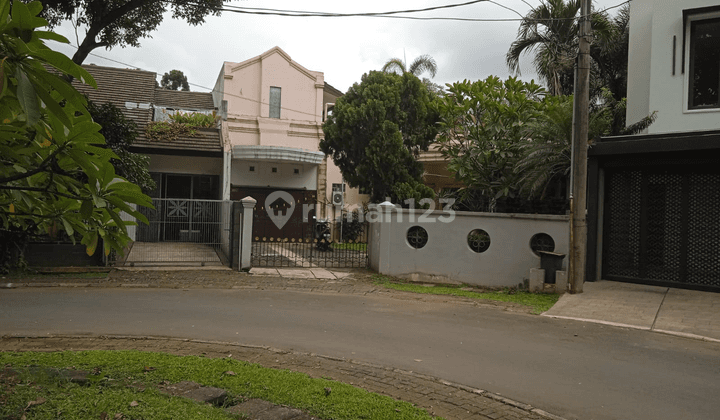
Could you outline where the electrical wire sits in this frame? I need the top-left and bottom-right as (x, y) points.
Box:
(179, 0), (631, 23)
(72, 46), (324, 118)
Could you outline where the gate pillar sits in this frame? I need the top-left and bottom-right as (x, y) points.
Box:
(234, 196), (256, 271)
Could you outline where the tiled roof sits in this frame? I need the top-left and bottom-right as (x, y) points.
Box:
(154, 89), (215, 110)
(75, 64), (221, 153)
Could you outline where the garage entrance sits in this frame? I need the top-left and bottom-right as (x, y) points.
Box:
(602, 166), (720, 291)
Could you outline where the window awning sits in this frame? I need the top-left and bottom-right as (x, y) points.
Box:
(231, 145), (325, 164)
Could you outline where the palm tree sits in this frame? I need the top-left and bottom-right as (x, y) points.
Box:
(382, 54), (438, 79)
(506, 0), (613, 96)
(515, 92), (657, 198)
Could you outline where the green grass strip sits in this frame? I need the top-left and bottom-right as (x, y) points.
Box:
(374, 276), (559, 314)
(330, 242), (367, 251)
(0, 351), (441, 420)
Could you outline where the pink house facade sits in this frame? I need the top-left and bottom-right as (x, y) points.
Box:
(213, 46), (366, 219)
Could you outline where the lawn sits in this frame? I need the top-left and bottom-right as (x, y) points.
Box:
(373, 275), (559, 314)
(0, 350), (441, 420)
(330, 242), (367, 251)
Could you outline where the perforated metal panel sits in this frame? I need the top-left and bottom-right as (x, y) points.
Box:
(603, 168), (720, 290)
(604, 171), (642, 278)
(687, 174), (720, 286)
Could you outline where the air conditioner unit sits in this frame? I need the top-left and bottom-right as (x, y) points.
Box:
(331, 191), (344, 207)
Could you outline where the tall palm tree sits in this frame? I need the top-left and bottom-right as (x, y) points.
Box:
(382, 54), (438, 79)
(506, 0), (612, 96)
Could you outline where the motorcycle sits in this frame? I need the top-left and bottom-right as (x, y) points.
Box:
(313, 217), (333, 251)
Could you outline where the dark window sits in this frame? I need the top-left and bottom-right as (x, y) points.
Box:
(294, 168), (300, 175)
(162, 174), (219, 199)
(689, 17), (720, 109)
(249, 166), (255, 172)
(269, 86), (281, 118)
(272, 167), (278, 173)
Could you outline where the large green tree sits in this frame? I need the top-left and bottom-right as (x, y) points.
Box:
(160, 69), (190, 91)
(506, 0), (613, 96)
(436, 76), (546, 205)
(321, 71), (438, 204)
(1, 0), (152, 269)
(32, 0), (226, 65)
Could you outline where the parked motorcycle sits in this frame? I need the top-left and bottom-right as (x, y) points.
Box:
(313, 217), (333, 251)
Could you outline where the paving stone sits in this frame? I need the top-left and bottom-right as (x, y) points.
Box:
(160, 381), (226, 405)
(183, 386), (227, 405)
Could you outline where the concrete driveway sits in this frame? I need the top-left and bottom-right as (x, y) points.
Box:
(543, 280), (720, 342)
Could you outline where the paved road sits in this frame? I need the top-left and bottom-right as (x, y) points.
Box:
(2, 288), (719, 420)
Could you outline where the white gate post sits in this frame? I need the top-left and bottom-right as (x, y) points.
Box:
(238, 196), (256, 271)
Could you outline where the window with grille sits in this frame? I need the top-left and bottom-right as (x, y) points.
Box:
(269, 86), (281, 118)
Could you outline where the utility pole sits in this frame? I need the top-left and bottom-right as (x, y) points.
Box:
(569, 0), (591, 294)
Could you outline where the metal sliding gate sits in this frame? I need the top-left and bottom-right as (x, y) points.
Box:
(251, 212), (369, 268)
(123, 199), (233, 267)
(603, 167), (720, 291)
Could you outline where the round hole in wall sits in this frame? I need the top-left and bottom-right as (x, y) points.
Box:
(467, 229), (491, 253)
(406, 226), (429, 249)
(530, 233), (555, 256)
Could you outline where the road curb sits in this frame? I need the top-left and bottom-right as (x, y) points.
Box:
(541, 313), (720, 344)
(1, 333), (569, 420)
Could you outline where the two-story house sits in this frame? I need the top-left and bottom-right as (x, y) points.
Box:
(586, 0), (720, 292)
(212, 46), (367, 240)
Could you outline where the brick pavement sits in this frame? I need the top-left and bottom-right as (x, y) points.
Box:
(0, 336), (562, 420)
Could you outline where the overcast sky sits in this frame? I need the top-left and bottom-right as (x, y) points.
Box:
(48, 0), (626, 94)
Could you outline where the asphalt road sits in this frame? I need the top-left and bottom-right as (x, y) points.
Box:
(1, 288), (719, 420)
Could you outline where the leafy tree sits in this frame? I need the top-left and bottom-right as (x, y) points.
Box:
(515, 90), (657, 198)
(0, 1), (152, 270)
(321, 71), (438, 204)
(506, 0), (613, 96)
(590, 4), (630, 102)
(32, 0), (225, 65)
(86, 100), (156, 193)
(382, 54), (437, 78)
(436, 76), (546, 205)
(160, 69), (190, 91)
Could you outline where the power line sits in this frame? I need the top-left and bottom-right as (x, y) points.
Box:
(75, 46), (322, 119)
(188, 0), (630, 23)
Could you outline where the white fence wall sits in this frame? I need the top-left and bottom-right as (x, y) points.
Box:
(369, 207), (569, 287)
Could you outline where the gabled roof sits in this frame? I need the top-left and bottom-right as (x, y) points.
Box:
(227, 46), (321, 82)
(75, 64), (221, 154)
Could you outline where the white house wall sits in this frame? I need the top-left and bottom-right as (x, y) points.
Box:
(146, 154), (223, 176)
(369, 209), (569, 287)
(231, 160), (317, 190)
(628, 0), (720, 134)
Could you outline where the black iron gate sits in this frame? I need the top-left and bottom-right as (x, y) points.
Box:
(251, 210), (369, 268)
(603, 168), (720, 291)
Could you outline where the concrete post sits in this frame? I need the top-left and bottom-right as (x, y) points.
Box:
(376, 201), (395, 275)
(238, 196), (256, 271)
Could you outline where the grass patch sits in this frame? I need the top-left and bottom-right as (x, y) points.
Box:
(331, 242), (367, 251)
(373, 275), (558, 314)
(0, 351), (441, 420)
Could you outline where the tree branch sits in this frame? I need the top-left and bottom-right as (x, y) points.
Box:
(0, 146), (65, 184)
(0, 185), (87, 201)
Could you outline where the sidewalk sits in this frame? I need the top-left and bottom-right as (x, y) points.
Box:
(543, 280), (720, 343)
